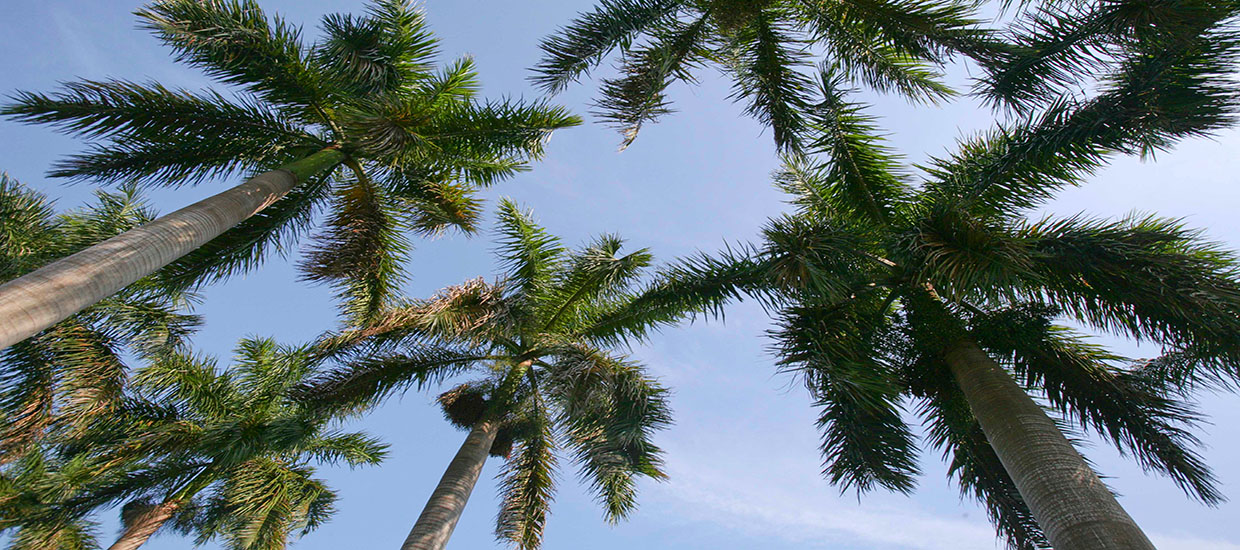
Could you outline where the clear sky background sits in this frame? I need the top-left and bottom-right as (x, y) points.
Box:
(2, 1), (1240, 549)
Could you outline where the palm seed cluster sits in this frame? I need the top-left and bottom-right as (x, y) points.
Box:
(2, 1), (1240, 550)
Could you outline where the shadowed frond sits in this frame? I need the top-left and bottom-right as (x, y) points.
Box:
(774, 294), (920, 494)
(495, 407), (557, 550)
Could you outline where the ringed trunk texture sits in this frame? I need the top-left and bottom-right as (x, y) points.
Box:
(401, 420), (500, 550)
(107, 499), (182, 550)
(944, 339), (1154, 550)
(0, 149), (344, 350)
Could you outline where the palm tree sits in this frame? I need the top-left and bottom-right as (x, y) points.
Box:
(0, 0), (580, 349)
(59, 337), (388, 550)
(609, 47), (1240, 549)
(533, 0), (1002, 149)
(296, 200), (672, 550)
(0, 174), (198, 464)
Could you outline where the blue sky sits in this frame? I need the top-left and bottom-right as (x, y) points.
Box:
(2, 1), (1240, 549)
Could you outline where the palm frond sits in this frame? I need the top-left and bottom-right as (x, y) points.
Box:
(545, 346), (669, 522)
(300, 173), (411, 323)
(592, 16), (710, 148)
(926, 36), (1239, 218)
(1020, 215), (1240, 380)
(495, 407), (557, 550)
(315, 0), (438, 96)
(293, 347), (487, 414)
(494, 199), (566, 300)
(542, 235), (653, 334)
(722, 9), (813, 151)
(773, 294), (920, 494)
(137, 0), (329, 118)
(783, 70), (910, 226)
(532, 0), (686, 93)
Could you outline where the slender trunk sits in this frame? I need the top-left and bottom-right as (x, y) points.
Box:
(107, 499), (182, 550)
(943, 338), (1155, 550)
(0, 149), (344, 350)
(400, 420), (500, 550)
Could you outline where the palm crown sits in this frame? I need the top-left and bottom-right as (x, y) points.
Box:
(300, 200), (672, 549)
(54, 337), (387, 550)
(2, 0), (580, 323)
(533, 0), (1000, 149)
(607, 38), (1240, 548)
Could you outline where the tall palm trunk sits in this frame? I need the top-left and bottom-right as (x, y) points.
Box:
(0, 149), (344, 350)
(107, 499), (182, 550)
(943, 338), (1155, 550)
(400, 419), (500, 550)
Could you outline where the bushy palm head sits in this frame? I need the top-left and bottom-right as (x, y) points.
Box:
(616, 48), (1240, 548)
(2, 0), (581, 323)
(0, 175), (198, 464)
(59, 338), (386, 550)
(534, 0), (1001, 150)
(299, 201), (672, 549)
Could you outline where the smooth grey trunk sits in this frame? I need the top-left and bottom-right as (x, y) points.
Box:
(944, 339), (1155, 550)
(0, 149), (344, 350)
(107, 499), (181, 550)
(400, 420), (500, 550)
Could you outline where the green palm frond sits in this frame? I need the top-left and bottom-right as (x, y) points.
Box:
(296, 431), (389, 468)
(137, 0), (330, 118)
(1019, 215), (1240, 375)
(546, 346), (669, 521)
(294, 348), (488, 414)
(722, 8), (813, 151)
(0, 80), (316, 151)
(532, 0), (687, 93)
(774, 294), (920, 494)
(495, 199), (567, 299)
(316, 0), (438, 97)
(593, 15), (710, 149)
(782, 70), (910, 226)
(541, 235), (653, 334)
(976, 0), (1240, 110)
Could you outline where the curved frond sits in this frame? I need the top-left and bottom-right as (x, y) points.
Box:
(137, 0), (329, 117)
(532, 0), (686, 93)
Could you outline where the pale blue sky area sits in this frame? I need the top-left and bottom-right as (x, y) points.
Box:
(2, 1), (1240, 549)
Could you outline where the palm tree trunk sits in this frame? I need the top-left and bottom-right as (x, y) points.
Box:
(943, 338), (1155, 550)
(107, 499), (182, 550)
(400, 420), (500, 550)
(0, 148), (344, 350)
